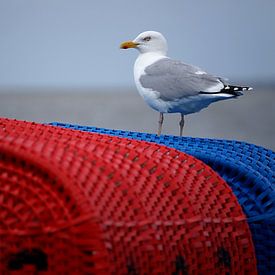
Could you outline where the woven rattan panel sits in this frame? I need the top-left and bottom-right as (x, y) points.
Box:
(0, 118), (257, 274)
(51, 122), (275, 274)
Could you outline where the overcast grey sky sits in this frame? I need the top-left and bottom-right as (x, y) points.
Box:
(0, 0), (274, 88)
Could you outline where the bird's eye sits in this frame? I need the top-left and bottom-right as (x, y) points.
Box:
(143, 36), (151, 42)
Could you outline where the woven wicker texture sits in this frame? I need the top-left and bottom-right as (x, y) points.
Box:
(51, 122), (275, 274)
(1, 118), (257, 274)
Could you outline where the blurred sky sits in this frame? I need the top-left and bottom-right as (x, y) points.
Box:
(0, 0), (274, 89)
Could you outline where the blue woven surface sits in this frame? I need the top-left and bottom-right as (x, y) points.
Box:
(50, 122), (275, 274)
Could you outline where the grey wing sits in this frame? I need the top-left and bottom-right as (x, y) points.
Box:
(139, 58), (224, 101)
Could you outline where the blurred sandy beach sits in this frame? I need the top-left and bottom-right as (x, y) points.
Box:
(0, 87), (274, 151)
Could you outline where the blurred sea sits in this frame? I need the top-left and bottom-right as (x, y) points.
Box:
(0, 87), (274, 150)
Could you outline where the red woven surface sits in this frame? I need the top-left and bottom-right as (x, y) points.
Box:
(0, 118), (257, 274)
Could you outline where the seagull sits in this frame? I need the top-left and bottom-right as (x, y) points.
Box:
(120, 31), (252, 136)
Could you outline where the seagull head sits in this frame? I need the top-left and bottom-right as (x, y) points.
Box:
(120, 31), (168, 55)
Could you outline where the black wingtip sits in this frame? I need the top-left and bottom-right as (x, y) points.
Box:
(220, 85), (253, 96)
(199, 85), (253, 96)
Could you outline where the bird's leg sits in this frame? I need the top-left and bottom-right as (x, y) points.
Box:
(179, 114), (185, 136)
(158, 112), (164, 136)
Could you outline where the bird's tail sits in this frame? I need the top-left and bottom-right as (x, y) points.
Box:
(220, 85), (253, 96)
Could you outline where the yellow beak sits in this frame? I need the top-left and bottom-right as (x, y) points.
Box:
(120, 41), (139, 49)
